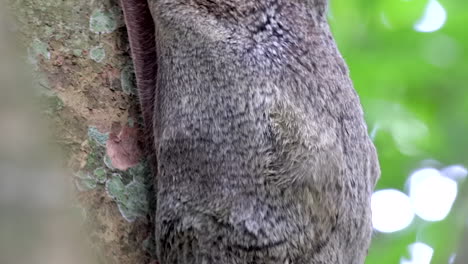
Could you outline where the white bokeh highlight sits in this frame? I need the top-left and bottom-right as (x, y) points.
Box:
(372, 165), (464, 233)
(372, 189), (415, 233)
(441, 165), (468, 181)
(401, 242), (434, 264)
(414, 0), (447, 33)
(409, 168), (458, 221)
(449, 254), (457, 264)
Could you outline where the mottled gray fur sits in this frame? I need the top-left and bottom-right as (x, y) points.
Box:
(141, 0), (380, 263)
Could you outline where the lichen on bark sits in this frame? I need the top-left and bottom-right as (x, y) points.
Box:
(5, 0), (154, 263)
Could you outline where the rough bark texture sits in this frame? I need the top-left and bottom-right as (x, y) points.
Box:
(6, 0), (154, 263)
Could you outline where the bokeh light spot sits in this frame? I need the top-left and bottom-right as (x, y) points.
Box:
(414, 0), (447, 32)
(401, 242), (434, 264)
(409, 168), (457, 221)
(441, 165), (468, 181)
(372, 189), (415, 233)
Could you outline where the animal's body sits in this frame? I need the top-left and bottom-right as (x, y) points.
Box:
(121, 0), (380, 263)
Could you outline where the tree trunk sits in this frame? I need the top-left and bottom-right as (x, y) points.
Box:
(5, 0), (154, 263)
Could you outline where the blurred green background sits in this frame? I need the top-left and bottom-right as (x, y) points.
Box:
(329, 0), (468, 263)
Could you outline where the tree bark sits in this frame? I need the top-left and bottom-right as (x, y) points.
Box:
(5, 0), (154, 263)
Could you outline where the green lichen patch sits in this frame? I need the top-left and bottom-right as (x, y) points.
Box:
(78, 177), (98, 191)
(118, 181), (149, 222)
(106, 173), (126, 202)
(86, 147), (103, 170)
(125, 181), (148, 209)
(74, 171), (98, 191)
(75, 128), (111, 192)
(88, 126), (109, 147)
(117, 203), (140, 222)
(89, 9), (117, 34)
(72, 49), (83, 57)
(105, 165), (150, 222)
(120, 65), (137, 95)
(109, 6), (125, 28)
(93, 167), (107, 183)
(43, 25), (55, 39)
(28, 39), (50, 63)
(46, 94), (64, 113)
(89, 46), (106, 63)
(103, 154), (116, 170)
(85, 127), (107, 171)
(127, 161), (151, 184)
(38, 90), (64, 114)
(69, 36), (89, 55)
(85, 122), (151, 221)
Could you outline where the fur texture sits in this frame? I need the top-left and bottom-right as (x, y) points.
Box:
(122, 0), (380, 263)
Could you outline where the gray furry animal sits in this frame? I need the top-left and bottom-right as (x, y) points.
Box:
(121, 0), (380, 263)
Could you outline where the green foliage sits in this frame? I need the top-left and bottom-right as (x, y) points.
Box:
(329, 0), (468, 263)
